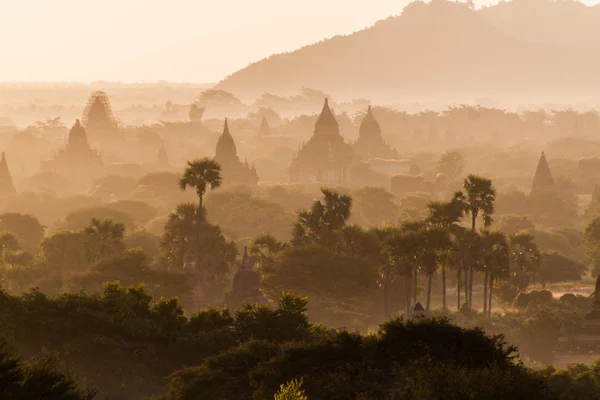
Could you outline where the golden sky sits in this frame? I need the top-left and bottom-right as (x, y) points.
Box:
(0, 0), (598, 83)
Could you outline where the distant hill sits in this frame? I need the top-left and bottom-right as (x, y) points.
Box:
(214, 0), (600, 102)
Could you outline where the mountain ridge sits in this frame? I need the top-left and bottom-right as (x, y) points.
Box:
(214, 0), (600, 102)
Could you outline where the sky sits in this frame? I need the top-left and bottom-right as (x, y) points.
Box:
(1, 0), (599, 84)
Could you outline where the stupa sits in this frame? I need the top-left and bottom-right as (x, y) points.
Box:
(531, 151), (556, 193)
(215, 119), (258, 185)
(42, 120), (103, 180)
(258, 117), (272, 136)
(0, 153), (16, 196)
(224, 247), (267, 310)
(155, 142), (172, 170)
(353, 106), (398, 161)
(290, 98), (355, 182)
(82, 91), (120, 143)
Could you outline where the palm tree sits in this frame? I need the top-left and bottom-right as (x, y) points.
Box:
(426, 193), (465, 311)
(179, 158), (223, 209)
(421, 227), (451, 312)
(459, 175), (496, 232)
(385, 229), (421, 316)
(480, 231), (509, 316)
(510, 233), (540, 291)
(249, 233), (286, 264)
(457, 175), (496, 307)
(84, 218), (125, 264)
(481, 231), (510, 317)
(292, 188), (352, 247)
(371, 227), (398, 318)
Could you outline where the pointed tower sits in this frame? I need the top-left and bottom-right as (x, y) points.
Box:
(259, 117), (272, 136)
(0, 152), (16, 195)
(215, 118), (238, 166)
(67, 119), (90, 150)
(354, 105), (398, 161)
(359, 106), (382, 140)
(314, 98), (339, 136)
(532, 152), (556, 192)
(290, 98), (355, 182)
(156, 141), (171, 169)
(82, 91), (119, 142)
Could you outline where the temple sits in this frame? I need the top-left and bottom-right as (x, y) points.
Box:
(224, 247), (267, 310)
(215, 119), (258, 186)
(82, 91), (120, 143)
(531, 151), (556, 193)
(290, 98), (355, 182)
(155, 141), (172, 170)
(0, 153), (16, 196)
(258, 117), (272, 136)
(43, 119), (103, 179)
(353, 106), (398, 161)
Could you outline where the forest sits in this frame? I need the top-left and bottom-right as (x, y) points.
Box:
(4, 0), (600, 398)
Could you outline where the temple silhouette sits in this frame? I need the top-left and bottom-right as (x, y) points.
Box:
(531, 151), (556, 193)
(43, 119), (103, 181)
(215, 119), (258, 186)
(290, 98), (355, 183)
(0, 152), (16, 196)
(258, 117), (272, 136)
(155, 141), (172, 170)
(82, 91), (120, 144)
(353, 106), (398, 161)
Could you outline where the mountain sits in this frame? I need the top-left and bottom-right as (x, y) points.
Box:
(214, 0), (600, 102)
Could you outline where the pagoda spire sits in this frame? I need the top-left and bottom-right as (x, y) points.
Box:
(0, 152), (16, 195)
(314, 98), (339, 136)
(259, 117), (271, 136)
(532, 151), (556, 192)
(156, 141), (171, 168)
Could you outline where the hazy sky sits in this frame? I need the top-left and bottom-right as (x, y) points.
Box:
(1, 0), (599, 84)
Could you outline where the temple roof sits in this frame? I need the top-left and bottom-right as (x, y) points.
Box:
(314, 98), (339, 136)
(67, 119), (89, 149)
(215, 118), (238, 160)
(259, 117), (271, 136)
(156, 141), (171, 168)
(532, 151), (556, 192)
(0, 152), (16, 195)
(358, 106), (382, 140)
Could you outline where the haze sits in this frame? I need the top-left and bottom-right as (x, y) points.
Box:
(1, 0), (595, 83)
(5, 1), (600, 399)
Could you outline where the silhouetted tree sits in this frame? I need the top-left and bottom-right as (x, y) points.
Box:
(179, 158), (222, 209)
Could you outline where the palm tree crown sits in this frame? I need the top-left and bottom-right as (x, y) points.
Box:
(179, 158), (223, 208)
(459, 175), (496, 231)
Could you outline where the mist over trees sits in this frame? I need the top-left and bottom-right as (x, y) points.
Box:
(3, 0), (600, 398)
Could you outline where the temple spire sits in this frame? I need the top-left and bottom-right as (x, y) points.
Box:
(259, 117), (271, 136)
(314, 98), (339, 136)
(156, 141), (171, 168)
(532, 151), (556, 192)
(224, 118), (230, 135)
(0, 152), (16, 195)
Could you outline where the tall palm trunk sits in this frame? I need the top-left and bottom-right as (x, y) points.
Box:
(442, 263), (447, 312)
(413, 267), (418, 305)
(468, 266), (474, 308)
(456, 268), (461, 311)
(483, 269), (489, 316)
(488, 276), (494, 317)
(426, 273), (433, 312)
(383, 275), (389, 319)
(464, 266), (469, 308)
(404, 275), (412, 317)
